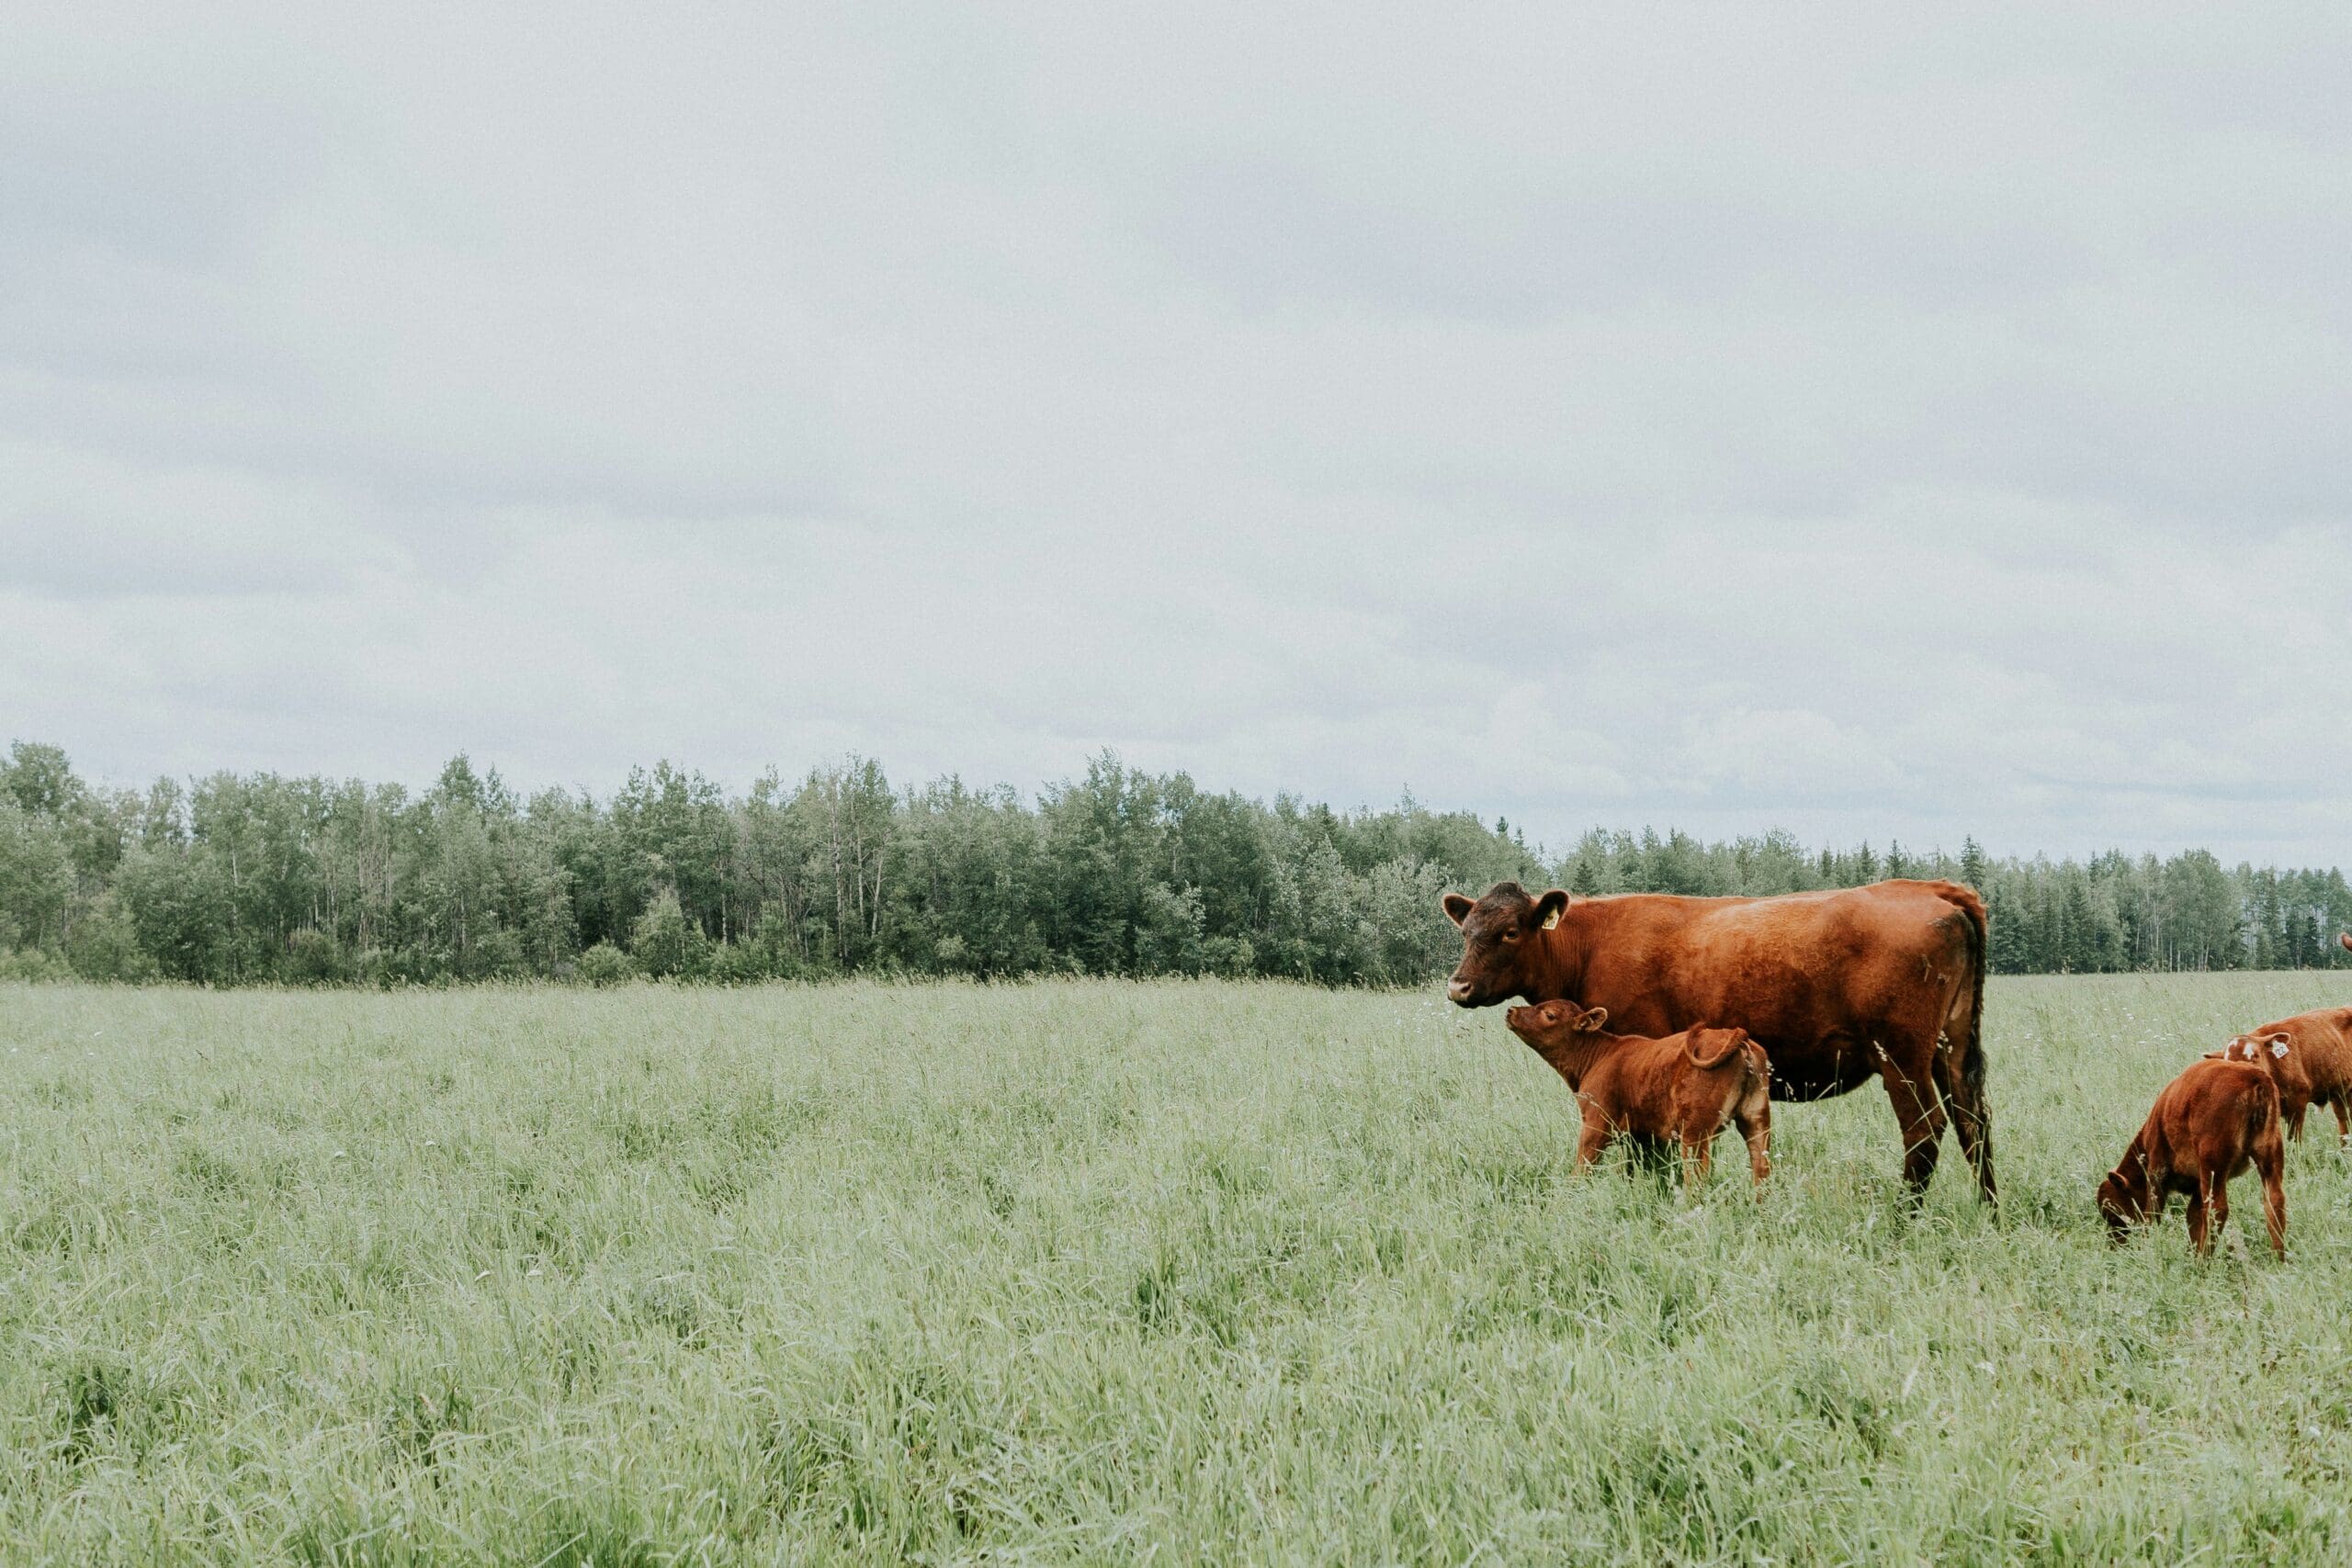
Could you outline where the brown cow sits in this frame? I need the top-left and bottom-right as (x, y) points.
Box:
(2097, 1056), (2285, 1258)
(1443, 879), (1992, 1201)
(1504, 1000), (1771, 1190)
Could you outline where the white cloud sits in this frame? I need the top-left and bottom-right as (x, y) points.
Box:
(3, 2), (2350, 863)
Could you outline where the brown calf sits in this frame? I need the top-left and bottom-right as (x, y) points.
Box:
(2206, 1005), (2352, 1144)
(2098, 1057), (2285, 1258)
(1504, 999), (1772, 1190)
(2201, 1029), (2321, 1140)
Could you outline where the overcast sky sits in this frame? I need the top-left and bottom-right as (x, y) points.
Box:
(6, 4), (2349, 864)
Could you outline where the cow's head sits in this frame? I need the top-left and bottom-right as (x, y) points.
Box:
(1503, 998), (1606, 1048)
(1441, 881), (1569, 1007)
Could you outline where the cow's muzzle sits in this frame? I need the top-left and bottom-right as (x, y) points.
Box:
(1446, 977), (1476, 1005)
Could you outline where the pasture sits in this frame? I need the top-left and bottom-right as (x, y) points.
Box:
(7, 976), (2352, 1564)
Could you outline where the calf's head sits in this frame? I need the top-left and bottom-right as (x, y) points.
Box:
(2095, 1162), (2148, 1241)
(1441, 881), (1569, 1006)
(1503, 998), (1607, 1050)
(2209, 1032), (2291, 1065)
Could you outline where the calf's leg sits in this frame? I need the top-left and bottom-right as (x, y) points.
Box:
(2257, 1115), (2289, 1258)
(2186, 1183), (2212, 1256)
(1679, 1128), (1715, 1189)
(1737, 1099), (1772, 1193)
(1574, 1120), (1612, 1174)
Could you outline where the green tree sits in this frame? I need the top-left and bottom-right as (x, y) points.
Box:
(631, 889), (712, 979)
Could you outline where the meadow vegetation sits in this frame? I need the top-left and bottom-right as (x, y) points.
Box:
(9, 973), (2352, 1563)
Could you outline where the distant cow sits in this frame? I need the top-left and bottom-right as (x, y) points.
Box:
(1444, 879), (1992, 1201)
(2098, 1056), (2285, 1258)
(1505, 1000), (1771, 1190)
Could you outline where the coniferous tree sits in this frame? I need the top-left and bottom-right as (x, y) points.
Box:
(5, 736), (2345, 987)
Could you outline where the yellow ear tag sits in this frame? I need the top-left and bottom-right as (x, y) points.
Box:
(1541, 908), (1561, 931)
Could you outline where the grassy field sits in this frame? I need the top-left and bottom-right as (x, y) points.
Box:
(7, 975), (2352, 1564)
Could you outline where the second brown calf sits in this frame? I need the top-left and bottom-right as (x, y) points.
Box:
(2098, 1057), (2285, 1258)
(2204, 1010), (2352, 1144)
(1503, 1000), (1772, 1190)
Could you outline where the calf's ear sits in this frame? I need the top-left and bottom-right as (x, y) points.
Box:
(1532, 888), (1569, 931)
(1442, 892), (1475, 927)
(1574, 1007), (1608, 1032)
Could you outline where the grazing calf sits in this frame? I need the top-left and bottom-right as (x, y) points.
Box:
(1504, 1000), (1772, 1190)
(2098, 1057), (2285, 1258)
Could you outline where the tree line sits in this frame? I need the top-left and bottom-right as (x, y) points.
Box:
(1, 739), (2345, 987)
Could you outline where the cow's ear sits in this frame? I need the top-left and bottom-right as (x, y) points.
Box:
(1574, 1007), (1607, 1032)
(1442, 892), (1475, 927)
(1532, 889), (1569, 931)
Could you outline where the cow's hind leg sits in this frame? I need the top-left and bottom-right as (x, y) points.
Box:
(1878, 1043), (1948, 1199)
(1932, 1032), (1997, 1207)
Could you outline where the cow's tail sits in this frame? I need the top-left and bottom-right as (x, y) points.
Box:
(1925, 878), (1995, 1203)
(1686, 1027), (1751, 1072)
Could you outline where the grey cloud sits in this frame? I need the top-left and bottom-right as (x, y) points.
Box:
(4, 3), (2350, 863)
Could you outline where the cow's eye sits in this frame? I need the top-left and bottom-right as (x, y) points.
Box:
(1500, 931), (1518, 942)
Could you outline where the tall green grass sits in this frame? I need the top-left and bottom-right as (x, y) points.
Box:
(6, 975), (2352, 1563)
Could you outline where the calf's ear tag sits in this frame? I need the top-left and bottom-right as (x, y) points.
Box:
(1541, 908), (1561, 931)
(2274, 1040), (2290, 1058)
